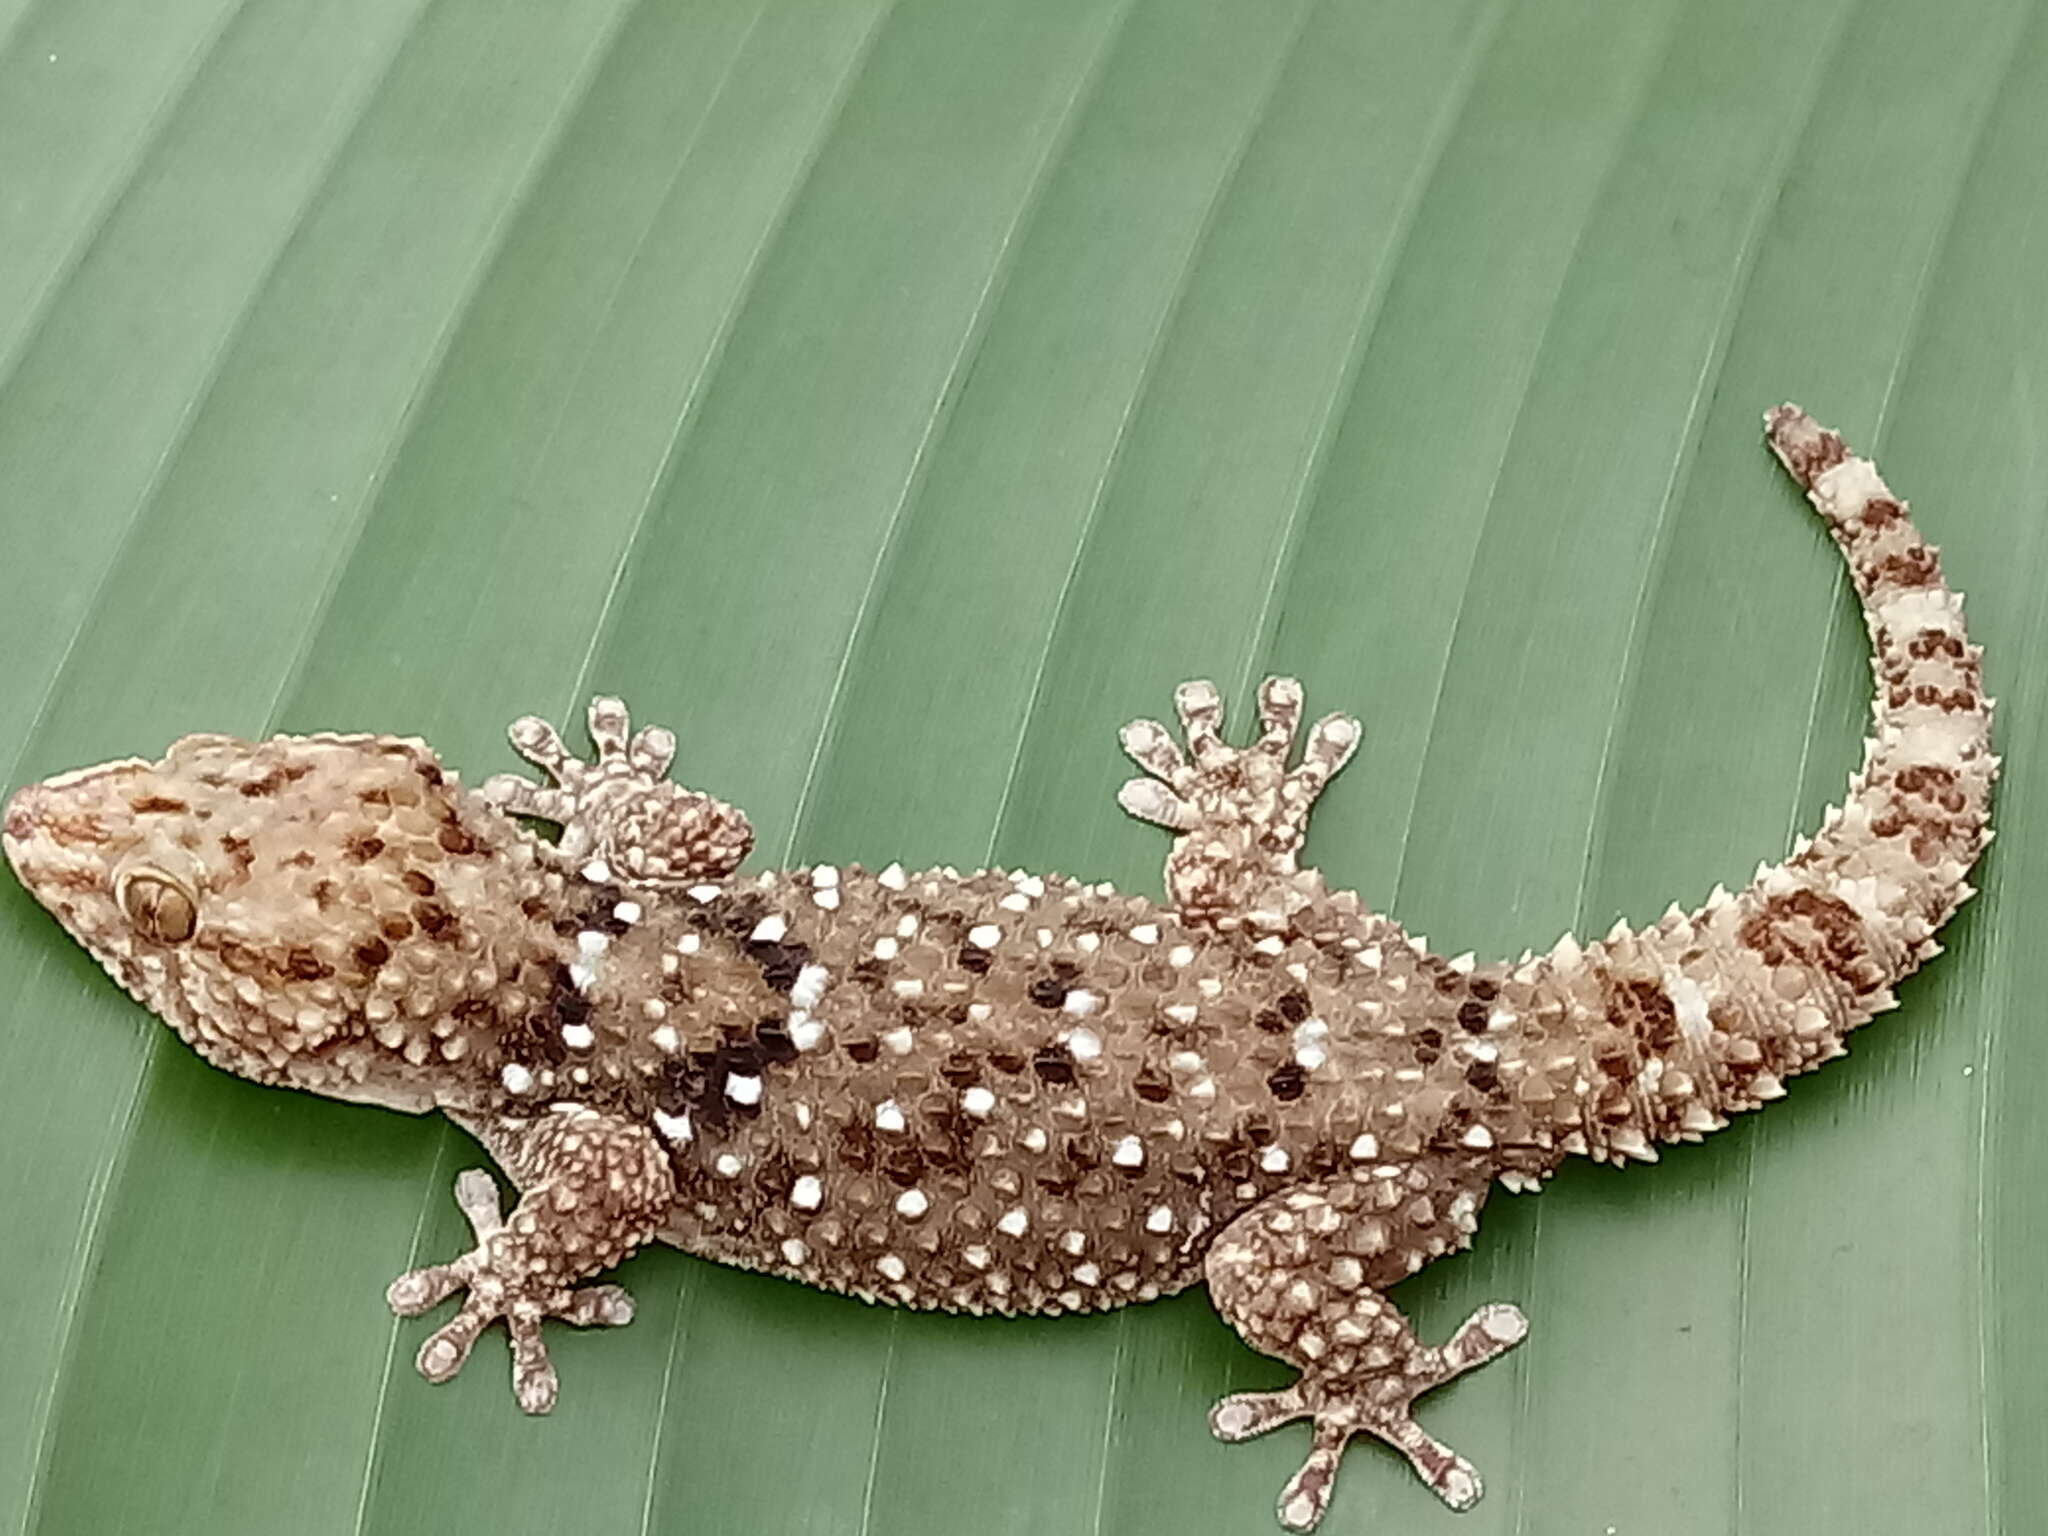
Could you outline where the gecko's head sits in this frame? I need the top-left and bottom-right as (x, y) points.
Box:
(3, 731), (553, 1090)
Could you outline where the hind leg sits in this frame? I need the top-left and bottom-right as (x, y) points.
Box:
(1116, 677), (1360, 932)
(1204, 1163), (1523, 1529)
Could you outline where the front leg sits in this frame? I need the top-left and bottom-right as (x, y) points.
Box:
(1205, 1162), (1524, 1530)
(388, 1106), (673, 1412)
(480, 695), (753, 887)
(1117, 677), (1360, 932)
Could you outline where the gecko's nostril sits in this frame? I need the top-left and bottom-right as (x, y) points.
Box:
(3, 787), (37, 845)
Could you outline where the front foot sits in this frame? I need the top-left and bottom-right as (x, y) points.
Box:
(387, 1169), (636, 1414)
(480, 695), (752, 886)
(1211, 1302), (1527, 1531)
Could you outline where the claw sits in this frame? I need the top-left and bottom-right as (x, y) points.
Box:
(1118, 777), (1197, 831)
(507, 715), (574, 781)
(1210, 1383), (1310, 1441)
(1255, 675), (1305, 756)
(587, 696), (632, 759)
(628, 724), (677, 778)
(1118, 717), (1190, 785)
(1173, 679), (1228, 764)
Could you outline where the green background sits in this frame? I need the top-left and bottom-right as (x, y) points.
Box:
(3, 1), (2044, 1532)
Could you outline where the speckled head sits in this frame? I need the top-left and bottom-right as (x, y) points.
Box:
(4, 731), (561, 1101)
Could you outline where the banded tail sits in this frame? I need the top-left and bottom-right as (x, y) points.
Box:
(1560, 407), (1996, 1161)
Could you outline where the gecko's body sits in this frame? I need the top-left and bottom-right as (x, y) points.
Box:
(3, 409), (1996, 1529)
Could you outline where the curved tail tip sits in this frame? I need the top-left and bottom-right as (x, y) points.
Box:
(1763, 401), (1849, 489)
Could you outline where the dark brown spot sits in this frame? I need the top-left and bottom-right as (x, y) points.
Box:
(1860, 545), (1941, 593)
(285, 947), (331, 982)
(882, 1147), (925, 1187)
(1027, 977), (1067, 1009)
(437, 825), (477, 856)
(1267, 1063), (1306, 1101)
(402, 869), (436, 897)
(754, 1018), (797, 1064)
(746, 939), (810, 995)
(1276, 990), (1311, 1023)
(845, 1038), (880, 1064)
(1134, 1066), (1171, 1102)
(380, 914), (413, 942)
(129, 795), (188, 815)
(413, 902), (456, 940)
(1251, 1007), (1287, 1034)
(1033, 1047), (1076, 1084)
(1457, 1000), (1488, 1034)
(1738, 887), (1885, 993)
(353, 937), (391, 970)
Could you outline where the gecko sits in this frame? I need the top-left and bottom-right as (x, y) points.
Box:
(2, 407), (1995, 1530)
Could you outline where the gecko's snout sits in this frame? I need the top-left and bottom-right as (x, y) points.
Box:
(2, 785), (37, 849)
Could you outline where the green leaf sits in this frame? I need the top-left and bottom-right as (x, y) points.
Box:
(3, 1), (2044, 1532)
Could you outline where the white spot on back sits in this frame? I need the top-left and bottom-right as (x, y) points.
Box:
(791, 964), (830, 1010)
(791, 1175), (822, 1209)
(500, 1063), (534, 1094)
(874, 1100), (906, 1132)
(750, 914), (788, 943)
(895, 1188), (929, 1219)
(968, 924), (1002, 948)
(725, 1072), (762, 1106)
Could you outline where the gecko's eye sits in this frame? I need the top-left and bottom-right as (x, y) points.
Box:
(118, 869), (198, 944)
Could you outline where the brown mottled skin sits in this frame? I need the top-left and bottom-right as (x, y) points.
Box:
(1, 410), (1997, 1529)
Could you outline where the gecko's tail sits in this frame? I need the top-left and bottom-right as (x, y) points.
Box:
(1555, 406), (1996, 1159)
